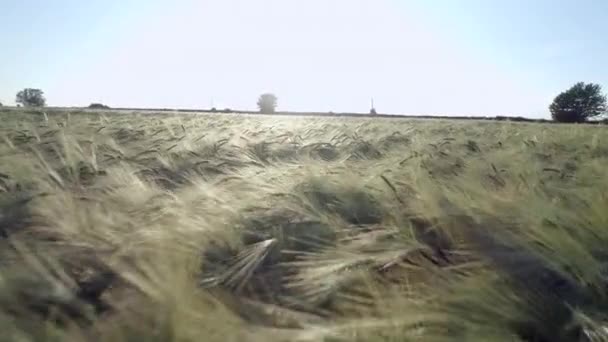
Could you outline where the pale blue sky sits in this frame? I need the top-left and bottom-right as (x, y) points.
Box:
(1, 0), (607, 118)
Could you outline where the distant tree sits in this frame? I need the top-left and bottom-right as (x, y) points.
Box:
(88, 103), (110, 109)
(16, 88), (46, 107)
(257, 93), (278, 113)
(550, 82), (606, 123)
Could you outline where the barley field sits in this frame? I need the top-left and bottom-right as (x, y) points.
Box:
(1, 109), (607, 341)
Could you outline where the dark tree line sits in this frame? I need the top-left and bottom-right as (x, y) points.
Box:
(6, 84), (607, 123)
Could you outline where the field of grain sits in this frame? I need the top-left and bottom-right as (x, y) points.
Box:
(1, 109), (607, 341)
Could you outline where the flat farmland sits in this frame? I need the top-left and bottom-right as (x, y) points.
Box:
(1, 110), (607, 341)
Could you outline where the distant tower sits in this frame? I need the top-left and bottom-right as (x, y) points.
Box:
(370, 98), (377, 115)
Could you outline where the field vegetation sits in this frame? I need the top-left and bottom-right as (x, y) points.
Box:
(1, 109), (608, 341)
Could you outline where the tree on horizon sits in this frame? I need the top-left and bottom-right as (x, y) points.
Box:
(550, 82), (606, 122)
(16, 88), (46, 107)
(257, 93), (278, 113)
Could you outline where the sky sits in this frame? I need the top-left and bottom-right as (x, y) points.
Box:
(1, 0), (607, 118)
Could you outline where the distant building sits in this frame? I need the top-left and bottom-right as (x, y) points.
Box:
(370, 98), (377, 115)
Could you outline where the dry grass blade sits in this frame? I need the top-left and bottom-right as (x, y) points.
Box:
(205, 239), (278, 293)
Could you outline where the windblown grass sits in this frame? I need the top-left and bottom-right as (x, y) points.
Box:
(1, 109), (608, 341)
